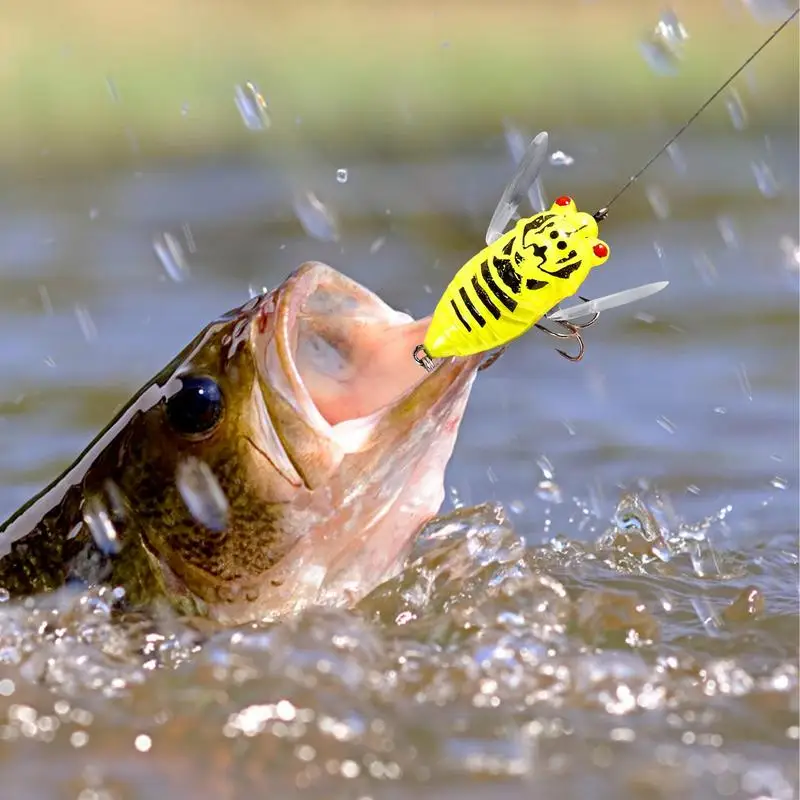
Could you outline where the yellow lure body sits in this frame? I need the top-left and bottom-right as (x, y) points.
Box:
(422, 197), (611, 359)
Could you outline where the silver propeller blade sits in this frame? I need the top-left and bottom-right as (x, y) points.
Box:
(547, 281), (670, 322)
(486, 130), (549, 246)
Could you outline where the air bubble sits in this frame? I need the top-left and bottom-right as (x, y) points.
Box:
(770, 476), (788, 490)
(176, 457), (230, 533)
(234, 82), (270, 131)
(336, 168), (348, 184)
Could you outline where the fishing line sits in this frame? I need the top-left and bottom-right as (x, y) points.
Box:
(593, 7), (799, 221)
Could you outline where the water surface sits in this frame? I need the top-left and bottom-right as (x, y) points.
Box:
(0, 130), (797, 798)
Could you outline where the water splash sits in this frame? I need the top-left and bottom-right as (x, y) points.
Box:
(549, 150), (574, 167)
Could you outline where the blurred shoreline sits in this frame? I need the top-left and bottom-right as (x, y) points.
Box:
(0, 0), (796, 172)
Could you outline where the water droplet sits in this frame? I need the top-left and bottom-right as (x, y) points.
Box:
(83, 496), (121, 555)
(535, 457), (554, 482)
(638, 9), (689, 76)
(751, 160), (780, 198)
(714, 406), (727, 414)
(779, 235), (800, 273)
(736, 363), (753, 401)
(369, 236), (386, 255)
(103, 480), (127, 521)
(549, 150), (574, 167)
(292, 190), (340, 242)
(105, 75), (120, 103)
(692, 250), (718, 286)
(656, 415), (676, 433)
(770, 476), (788, 490)
(182, 223), (197, 254)
(716, 215), (740, 249)
(234, 82), (270, 131)
(336, 168), (348, 184)
(70, 731), (89, 748)
(740, 0), (795, 24)
(690, 596), (722, 636)
(725, 88), (748, 130)
(153, 232), (190, 282)
(537, 480), (562, 504)
(176, 457), (229, 532)
(38, 285), (53, 316)
(666, 142), (687, 174)
(502, 123), (548, 213)
(74, 305), (97, 343)
(448, 485), (464, 510)
(645, 185), (670, 219)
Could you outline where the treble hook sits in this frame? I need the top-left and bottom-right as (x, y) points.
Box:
(535, 297), (600, 362)
(478, 347), (507, 372)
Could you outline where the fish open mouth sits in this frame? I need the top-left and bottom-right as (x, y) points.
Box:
(254, 262), (481, 466)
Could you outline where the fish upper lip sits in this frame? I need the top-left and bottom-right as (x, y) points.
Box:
(252, 261), (482, 454)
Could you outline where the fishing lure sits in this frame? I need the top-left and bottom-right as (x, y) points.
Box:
(413, 8), (798, 373)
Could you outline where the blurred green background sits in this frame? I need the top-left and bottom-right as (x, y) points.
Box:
(1, 0), (796, 170)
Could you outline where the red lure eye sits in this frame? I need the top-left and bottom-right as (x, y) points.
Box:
(593, 242), (609, 258)
(555, 195), (572, 207)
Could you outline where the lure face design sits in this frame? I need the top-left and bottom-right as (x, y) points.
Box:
(422, 196), (610, 359)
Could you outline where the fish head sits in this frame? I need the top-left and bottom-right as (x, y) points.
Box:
(116, 262), (481, 623)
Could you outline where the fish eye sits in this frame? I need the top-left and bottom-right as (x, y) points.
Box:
(166, 375), (224, 437)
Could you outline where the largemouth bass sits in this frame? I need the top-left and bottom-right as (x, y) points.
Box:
(0, 262), (481, 624)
